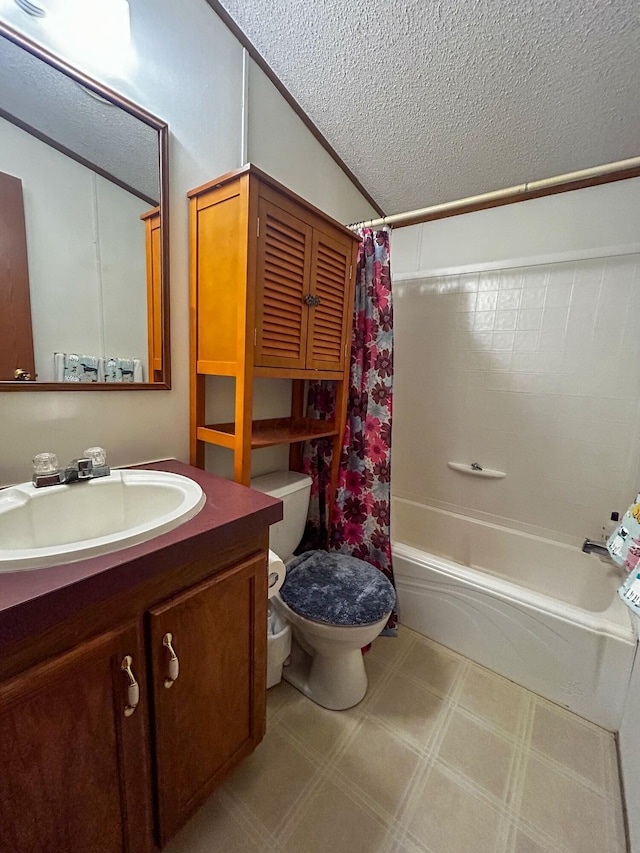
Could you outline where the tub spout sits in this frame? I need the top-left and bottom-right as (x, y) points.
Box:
(582, 538), (612, 560)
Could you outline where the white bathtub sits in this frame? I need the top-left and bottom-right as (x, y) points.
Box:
(392, 497), (638, 730)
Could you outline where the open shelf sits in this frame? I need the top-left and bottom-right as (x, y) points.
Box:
(197, 417), (339, 450)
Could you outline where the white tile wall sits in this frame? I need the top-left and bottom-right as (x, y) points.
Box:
(393, 254), (640, 544)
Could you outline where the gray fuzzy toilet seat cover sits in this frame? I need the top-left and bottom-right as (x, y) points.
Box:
(280, 550), (396, 626)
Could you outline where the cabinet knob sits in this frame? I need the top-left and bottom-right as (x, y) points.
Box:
(303, 294), (321, 307)
(162, 632), (180, 688)
(121, 655), (140, 717)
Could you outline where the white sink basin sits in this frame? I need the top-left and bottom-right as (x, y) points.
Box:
(0, 469), (206, 572)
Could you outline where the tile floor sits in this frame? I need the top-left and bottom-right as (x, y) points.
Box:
(166, 626), (627, 853)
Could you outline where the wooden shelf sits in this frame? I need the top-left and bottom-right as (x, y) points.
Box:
(197, 417), (338, 450)
(252, 366), (344, 381)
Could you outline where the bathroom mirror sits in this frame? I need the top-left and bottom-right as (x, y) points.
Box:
(0, 22), (170, 390)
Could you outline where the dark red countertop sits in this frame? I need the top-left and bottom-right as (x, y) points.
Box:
(0, 460), (283, 651)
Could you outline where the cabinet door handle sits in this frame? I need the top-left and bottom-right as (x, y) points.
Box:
(303, 294), (322, 307)
(162, 632), (180, 688)
(121, 655), (140, 717)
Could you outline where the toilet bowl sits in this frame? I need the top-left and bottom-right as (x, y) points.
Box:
(251, 471), (395, 711)
(273, 550), (395, 710)
(271, 582), (391, 710)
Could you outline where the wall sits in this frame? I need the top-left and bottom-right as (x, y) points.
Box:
(0, 0), (376, 486)
(0, 117), (148, 381)
(392, 178), (640, 276)
(246, 58), (372, 225)
(392, 178), (640, 546)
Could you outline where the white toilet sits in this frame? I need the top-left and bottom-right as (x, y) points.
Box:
(251, 470), (395, 711)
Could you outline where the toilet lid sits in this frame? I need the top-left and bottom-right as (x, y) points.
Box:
(280, 550), (396, 626)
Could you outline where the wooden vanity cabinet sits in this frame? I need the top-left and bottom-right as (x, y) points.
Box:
(188, 164), (360, 491)
(0, 544), (269, 852)
(0, 621), (153, 853)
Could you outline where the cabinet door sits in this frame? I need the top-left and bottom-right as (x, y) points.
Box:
(0, 623), (152, 853)
(254, 198), (313, 369)
(148, 552), (267, 846)
(306, 228), (353, 372)
(0, 171), (35, 381)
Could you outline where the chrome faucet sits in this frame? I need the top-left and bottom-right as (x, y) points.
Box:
(62, 457), (104, 483)
(581, 538), (614, 561)
(32, 448), (110, 488)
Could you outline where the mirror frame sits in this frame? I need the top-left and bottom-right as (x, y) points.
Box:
(0, 21), (170, 391)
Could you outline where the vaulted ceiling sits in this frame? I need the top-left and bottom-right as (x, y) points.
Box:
(217, 0), (639, 216)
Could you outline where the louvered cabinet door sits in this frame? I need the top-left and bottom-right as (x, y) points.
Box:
(306, 229), (353, 372)
(254, 199), (313, 369)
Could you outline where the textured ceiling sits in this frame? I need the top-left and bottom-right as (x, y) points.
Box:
(218, 0), (640, 215)
(0, 30), (160, 203)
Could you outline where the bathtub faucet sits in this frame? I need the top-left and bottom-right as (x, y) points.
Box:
(581, 538), (612, 560)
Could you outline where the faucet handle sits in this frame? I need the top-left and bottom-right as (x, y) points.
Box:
(84, 447), (107, 467)
(33, 452), (59, 475)
(32, 452), (65, 487)
(81, 446), (110, 479)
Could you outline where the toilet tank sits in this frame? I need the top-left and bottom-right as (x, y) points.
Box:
(250, 471), (312, 560)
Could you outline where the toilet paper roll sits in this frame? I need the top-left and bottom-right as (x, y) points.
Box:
(267, 549), (286, 599)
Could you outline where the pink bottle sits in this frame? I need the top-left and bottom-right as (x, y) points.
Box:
(625, 541), (640, 573)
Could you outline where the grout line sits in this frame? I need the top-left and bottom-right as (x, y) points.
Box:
(272, 714), (394, 848)
(268, 683), (386, 846)
(275, 631), (433, 850)
(515, 814), (578, 853)
(452, 702), (531, 746)
(185, 627), (628, 853)
(500, 694), (626, 853)
(215, 787), (282, 851)
(384, 658), (470, 851)
(497, 690), (536, 852)
(525, 745), (623, 803)
(401, 758), (510, 853)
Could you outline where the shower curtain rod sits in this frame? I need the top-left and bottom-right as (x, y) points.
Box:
(348, 156), (640, 231)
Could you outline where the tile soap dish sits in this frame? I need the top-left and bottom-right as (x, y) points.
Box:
(447, 462), (506, 479)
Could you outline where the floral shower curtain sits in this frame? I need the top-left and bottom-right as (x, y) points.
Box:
(299, 228), (397, 635)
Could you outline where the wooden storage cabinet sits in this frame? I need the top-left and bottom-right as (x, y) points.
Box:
(141, 206), (163, 382)
(0, 551), (268, 852)
(189, 165), (360, 488)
